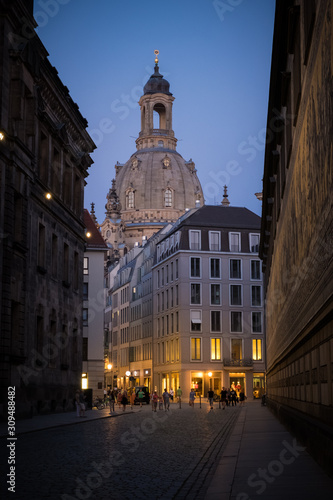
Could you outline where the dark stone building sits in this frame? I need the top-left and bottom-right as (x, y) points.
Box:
(260, 0), (333, 474)
(0, 1), (95, 417)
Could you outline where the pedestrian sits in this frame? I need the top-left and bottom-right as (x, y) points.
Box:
(220, 387), (227, 409)
(121, 390), (128, 412)
(138, 388), (145, 408)
(117, 390), (123, 408)
(130, 390), (136, 410)
(189, 389), (196, 407)
(226, 388), (231, 406)
(176, 386), (182, 402)
(162, 388), (170, 411)
(109, 390), (115, 413)
(230, 388), (237, 406)
(150, 391), (155, 411)
(169, 387), (174, 402)
(207, 389), (214, 410)
(239, 388), (246, 406)
(103, 388), (107, 401)
(152, 391), (158, 412)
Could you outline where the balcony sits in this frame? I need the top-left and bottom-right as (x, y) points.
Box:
(223, 358), (253, 367)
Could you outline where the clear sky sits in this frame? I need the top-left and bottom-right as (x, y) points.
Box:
(34, 0), (276, 222)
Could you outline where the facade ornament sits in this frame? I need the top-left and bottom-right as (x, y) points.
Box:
(221, 185), (230, 207)
(162, 155), (171, 169)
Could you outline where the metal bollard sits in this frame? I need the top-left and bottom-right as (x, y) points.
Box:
(199, 395), (201, 409)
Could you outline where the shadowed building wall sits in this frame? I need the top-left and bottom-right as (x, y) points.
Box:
(260, 0), (333, 475)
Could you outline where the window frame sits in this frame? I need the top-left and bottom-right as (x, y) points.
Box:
(230, 311), (243, 333)
(210, 283), (221, 306)
(190, 337), (202, 361)
(190, 256), (201, 278)
(211, 310), (222, 333)
(211, 337), (222, 361)
(229, 259), (242, 280)
(190, 283), (201, 305)
(249, 233), (260, 253)
(229, 284), (243, 306)
(189, 230), (201, 251)
(229, 232), (241, 252)
(209, 230), (221, 251)
(210, 257), (221, 279)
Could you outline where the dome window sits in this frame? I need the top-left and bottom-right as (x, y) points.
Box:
(126, 189), (135, 209)
(164, 188), (172, 207)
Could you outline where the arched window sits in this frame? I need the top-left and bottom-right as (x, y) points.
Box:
(127, 190), (135, 209)
(164, 188), (172, 207)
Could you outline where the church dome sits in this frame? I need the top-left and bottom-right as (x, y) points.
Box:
(143, 65), (172, 96)
(115, 149), (203, 224)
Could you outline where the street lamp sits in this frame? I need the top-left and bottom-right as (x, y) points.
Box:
(107, 363), (112, 389)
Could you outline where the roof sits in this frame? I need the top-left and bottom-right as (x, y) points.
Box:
(174, 205), (261, 230)
(84, 209), (108, 250)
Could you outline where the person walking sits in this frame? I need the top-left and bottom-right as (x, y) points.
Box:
(152, 391), (158, 412)
(220, 387), (227, 410)
(169, 387), (174, 402)
(162, 388), (170, 411)
(176, 386), (182, 408)
(138, 388), (145, 408)
(239, 388), (246, 406)
(189, 389), (196, 407)
(121, 390), (128, 412)
(109, 390), (115, 413)
(230, 388), (237, 406)
(130, 390), (136, 410)
(117, 390), (123, 409)
(207, 389), (214, 410)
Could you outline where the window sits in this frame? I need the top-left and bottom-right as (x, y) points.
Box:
(251, 286), (262, 306)
(252, 339), (262, 361)
(190, 283), (201, 304)
(229, 232), (241, 252)
(73, 251), (79, 290)
(82, 337), (88, 361)
(166, 265), (169, 284)
(210, 284), (221, 305)
(164, 188), (172, 207)
(170, 262), (174, 281)
(211, 338), (221, 361)
(231, 311), (242, 332)
(211, 311), (221, 332)
(38, 223), (45, 268)
(230, 285), (242, 306)
(190, 310), (202, 332)
(175, 259), (179, 279)
(83, 308), (88, 327)
(251, 260), (261, 280)
(51, 234), (58, 278)
(209, 231), (220, 251)
(191, 338), (201, 361)
(250, 234), (260, 253)
(252, 312), (262, 333)
(230, 259), (242, 279)
(231, 339), (242, 360)
(210, 258), (221, 278)
(189, 230), (201, 250)
(176, 311), (179, 332)
(63, 243), (69, 283)
(127, 190), (135, 209)
(190, 257), (201, 278)
(83, 282), (88, 301)
(171, 287), (174, 308)
(83, 257), (89, 275)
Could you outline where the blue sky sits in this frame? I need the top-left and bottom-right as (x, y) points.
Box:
(34, 0), (276, 222)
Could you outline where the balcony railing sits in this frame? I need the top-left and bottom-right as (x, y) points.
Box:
(223, 358), (253, 367)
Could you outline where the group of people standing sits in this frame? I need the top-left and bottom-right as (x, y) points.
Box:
(220, 387), (246, 409)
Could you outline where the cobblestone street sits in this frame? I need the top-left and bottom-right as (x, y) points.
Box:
(1, 402), (240, 500)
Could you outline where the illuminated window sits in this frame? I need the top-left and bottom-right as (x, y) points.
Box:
(252, 339), (262, 360)
(191, 338), (201, 360)
(211, 338), (221, 360)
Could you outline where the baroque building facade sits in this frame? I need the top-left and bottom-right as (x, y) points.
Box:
(0, 1), (95, 417)
(260, 0), (333, 474)
(98, 54), (204, 259)
(105, 204), (264, 400)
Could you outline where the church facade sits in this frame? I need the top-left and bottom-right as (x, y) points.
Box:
(98, 53), (204, 260)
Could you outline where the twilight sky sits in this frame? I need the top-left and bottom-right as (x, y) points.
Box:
(34, 0), (276, 223)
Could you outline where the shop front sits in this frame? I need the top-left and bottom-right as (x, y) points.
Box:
(229, 373), (246, 397)
(253, 372), (265, 398)
(191, 372), (203, 398)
